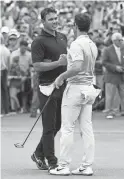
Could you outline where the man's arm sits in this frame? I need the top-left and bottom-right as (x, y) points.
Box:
(31, 38), (66, 72)
(33, 54), (67, 72)
(54, 60), (83, 89)
(33, 61), (61, 72)
(60, 60), (83, 80)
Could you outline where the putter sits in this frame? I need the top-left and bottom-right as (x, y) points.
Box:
(14, 87), (56, 148)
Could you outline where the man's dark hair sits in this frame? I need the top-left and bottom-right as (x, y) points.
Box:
(74, 13), (91, 32)
(41, 7), (57, 20)
(20, 40), (28, 46)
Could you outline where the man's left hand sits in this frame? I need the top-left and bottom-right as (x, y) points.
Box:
(54, 75), (64, 89)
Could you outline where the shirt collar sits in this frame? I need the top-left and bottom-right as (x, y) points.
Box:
(41, 28), (57, 37)
(113, 44), (120, 50)
(77, 34), (89, 40)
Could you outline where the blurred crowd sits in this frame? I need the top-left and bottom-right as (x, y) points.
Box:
(0, 0), (124, 117)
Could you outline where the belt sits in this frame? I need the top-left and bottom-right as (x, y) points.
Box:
(39, 82), (53, 86)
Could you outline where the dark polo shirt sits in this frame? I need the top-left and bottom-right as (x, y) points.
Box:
(31, 29), (67, 84)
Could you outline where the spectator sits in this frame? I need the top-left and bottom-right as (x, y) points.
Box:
(104, 30), (113, 47)
(93, 40), (105, 111)
(8, 29), (20, 53)
(2, 8), (15, 28)
(95, 40), (104, 89)
(10, 40), (32, 113)
(0, 33), (10, 116)
(102, 32), (124, 119)
(1, 26), (9, 46)
(20, 23), (30, 34)
(9, 55), (22, 113)
(30, 33), (40, 118)
(29, 9), (41, 38)
(92, 2), (104, 30)
(30, 67), (40, 118)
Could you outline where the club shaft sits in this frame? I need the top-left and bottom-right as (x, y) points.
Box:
(21, 88), (55, 146)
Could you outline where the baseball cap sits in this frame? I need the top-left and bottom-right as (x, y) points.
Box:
(1, 26), (9, 34)
(9, 34), (18, 40)
(8, 29), (20, 39)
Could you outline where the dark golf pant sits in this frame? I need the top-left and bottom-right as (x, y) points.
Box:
(35, 89), (62, 166)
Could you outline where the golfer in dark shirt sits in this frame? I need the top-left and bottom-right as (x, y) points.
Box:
(31, 7), (67, 170)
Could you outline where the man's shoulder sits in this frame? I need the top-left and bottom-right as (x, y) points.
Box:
(4, 46), (11, 54)
(1, 45), (9, 52)
(106, 44), (114, 51)
(56, 31), (65, 36)
(70, 40), (77, 48)
(32, 36), (44, 43)
(31, 36), (45, 49)
(11, 49), (20, 56)
(103, 45), (113, 53)
(56, 32), (67, 40)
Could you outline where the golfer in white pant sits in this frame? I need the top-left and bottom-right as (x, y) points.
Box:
(49, 13), (98, 176)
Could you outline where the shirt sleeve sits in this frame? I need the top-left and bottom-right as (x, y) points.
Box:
(69, 41), (84, 62)
(31, 38), (45, 63)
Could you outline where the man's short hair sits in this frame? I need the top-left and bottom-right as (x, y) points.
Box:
(74, 13), (91, 32)
(111, 32), (123, 42)
(20, 40), (28, 46)
(41, 7), (57, 20)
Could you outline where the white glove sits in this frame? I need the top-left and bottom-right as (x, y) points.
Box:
(39, 83), (55, 96)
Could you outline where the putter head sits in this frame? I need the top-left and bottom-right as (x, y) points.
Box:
(14, 143), (24, 148)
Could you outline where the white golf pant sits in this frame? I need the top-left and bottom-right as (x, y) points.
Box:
(59, 84), (100, 167)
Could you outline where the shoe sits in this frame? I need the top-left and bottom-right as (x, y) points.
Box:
(106, 115), (114, 119)
(72, 166), (93, 176)
(49, 165), (71, 175)
(31, 153), (48, 170)
(48, 164), (58, 172)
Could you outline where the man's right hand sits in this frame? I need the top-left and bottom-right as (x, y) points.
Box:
(116, 66), (123, 73)
(58, 54), (67, 66)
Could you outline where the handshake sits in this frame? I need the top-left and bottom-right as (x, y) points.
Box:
(58, 54), (67, 66)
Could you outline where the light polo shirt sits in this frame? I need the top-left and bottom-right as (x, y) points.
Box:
(10, 49), (32, 73)
(67, 35), (98, 85)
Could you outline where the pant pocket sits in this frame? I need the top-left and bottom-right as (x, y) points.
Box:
(81, 86), (101, 105)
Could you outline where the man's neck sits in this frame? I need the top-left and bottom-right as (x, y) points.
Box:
(77, 31), (88, 38)
(43, 27), (56, 36)
(20, 50), (26, 55)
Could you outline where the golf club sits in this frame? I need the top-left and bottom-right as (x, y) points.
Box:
(14, 87), (56, 148)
